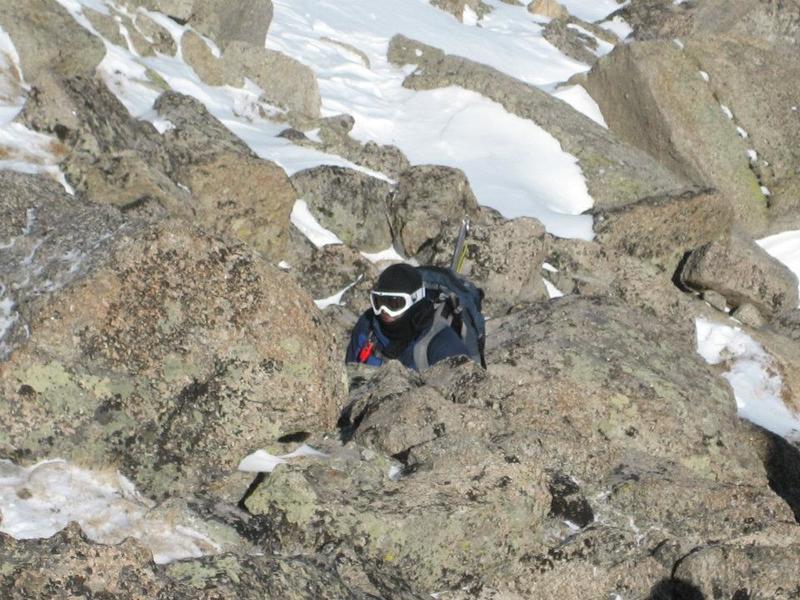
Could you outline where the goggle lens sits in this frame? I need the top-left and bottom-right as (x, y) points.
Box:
(373, 295), (407, 311)
(370, 285), (425, 318)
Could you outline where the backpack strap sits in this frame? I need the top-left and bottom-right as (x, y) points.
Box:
(413, 304), (451, 371)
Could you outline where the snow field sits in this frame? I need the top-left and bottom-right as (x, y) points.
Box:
(269, 0), (600, 239)
(55, 0), (394, 181)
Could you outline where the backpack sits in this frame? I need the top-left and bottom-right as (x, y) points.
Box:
(414, 265), (486, 370)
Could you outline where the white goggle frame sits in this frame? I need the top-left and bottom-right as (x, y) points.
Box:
(370, 286), (426, 318)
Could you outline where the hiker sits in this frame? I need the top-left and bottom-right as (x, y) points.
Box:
(346, 263), (470, 371)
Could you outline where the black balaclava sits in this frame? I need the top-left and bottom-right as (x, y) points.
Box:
(373, 264), (434, 358)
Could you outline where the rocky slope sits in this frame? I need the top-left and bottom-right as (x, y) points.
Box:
(1, 0), (800, 598)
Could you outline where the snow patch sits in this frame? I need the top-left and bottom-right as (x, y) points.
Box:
(598, 16), (633, 41)
(350, 85), (594, 239)
(0, 459), (220, 564)
(22, 208), (36, 235)
(152, 119), (175, 134)
(543, 278), (564, 299)
(542, 262), (558, 273)
(290, 199), (344, 248)
(747, 149), (758, 163)
(736, 126), (748, 139)
(552, 85), (607, 128)
(699, 70), (709, 82)
(720, 104), (733, 119)
(305, 127), (322, 143)
(314, 276), (362, 310)
(0, 289), (18, 353)
(360, 246), (407, 264)
(673, 38), (684, 49)
(462, 5), (479, 26)
(238, 444), (328, 473)
(696, 318), (800, 441)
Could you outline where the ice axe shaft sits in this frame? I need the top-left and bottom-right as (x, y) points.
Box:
(450, 218), (470, 274)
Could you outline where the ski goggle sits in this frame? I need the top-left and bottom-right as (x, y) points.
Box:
(370, 286), (425, 318)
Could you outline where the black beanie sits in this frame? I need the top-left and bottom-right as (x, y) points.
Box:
(374, 263), (422, 294)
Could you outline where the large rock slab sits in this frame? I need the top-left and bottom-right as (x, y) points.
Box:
(618, 0), (800, 45)
(544, 236), (720, 339)
(176, 150), (296, 261)
(482, 297), (768, 485)
(592, 188), (733, 272)
(20, 75), (170, 167)
(462, 214), (549, 317)
(0, 523), (378, 599)
(179, 30), (227, 86)
(180, 34), (321, 124)
(387, 34), (691, 211)
(246, 296), (797, 597)
(223, 42), (321, 123)
(153, 91), (253, 163)
(389, 164), (481, 258)
(439, 210), (549, 317)
(0, 0), (105, 84)
(682, 38), (800, 232)
(0, 171), (126, 357)
(290, 166), (393, 252)
(767, 175), (800, 235)
(248, 365), (552, 594)
(584, 40), (769, 235)
(19, 74), (181, 218)
(0, 174), (346, 499)
(133, 12), (177, 56)
(679, 230), (799, 319)
(22, 80), (295, 261)
(189, 0), (273, 50)
(65, 149), (193, 218)
(430, 0), (492, 22)
(683, 39), (800, 186)
(314, 114), (410, 178)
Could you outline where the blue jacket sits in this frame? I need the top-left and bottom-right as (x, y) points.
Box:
(346, 310), (469, 372)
